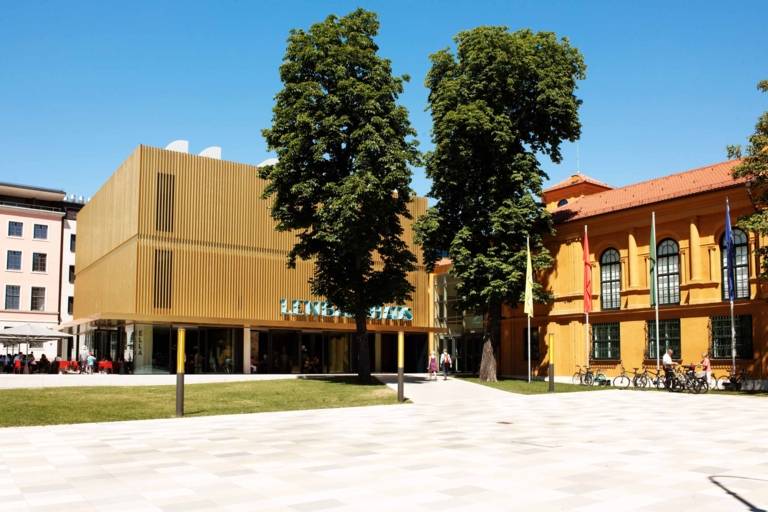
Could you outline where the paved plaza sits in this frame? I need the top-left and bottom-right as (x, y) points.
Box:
(1, 377), (766, 511)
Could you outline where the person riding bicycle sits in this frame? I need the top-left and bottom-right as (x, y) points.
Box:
(662, 348), (676, 391)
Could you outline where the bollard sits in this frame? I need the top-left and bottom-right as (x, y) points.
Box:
(176, 328), (185, 417)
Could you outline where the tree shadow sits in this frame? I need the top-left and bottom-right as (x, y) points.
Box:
(709, 475), (768, 511)
(297, 375), (390, 387)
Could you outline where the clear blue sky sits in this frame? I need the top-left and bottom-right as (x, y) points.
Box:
(1, 0), (766, 199)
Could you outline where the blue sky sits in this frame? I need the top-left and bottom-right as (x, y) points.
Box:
(1, 0), (766, 199)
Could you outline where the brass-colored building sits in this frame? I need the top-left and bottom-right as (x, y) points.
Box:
(73, 145), (434, 374)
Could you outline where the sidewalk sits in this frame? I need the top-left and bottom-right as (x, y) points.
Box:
(376, 373), (520, 404)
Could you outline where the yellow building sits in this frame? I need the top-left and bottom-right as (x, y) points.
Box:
(72, 145), (434, 374)
(500, 160), (767, 382)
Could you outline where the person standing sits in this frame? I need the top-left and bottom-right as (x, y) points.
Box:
(662, 348), (676, 391)
(427, 351), (438, 381)
(700, 352), (712, 389)
(440, 349), (452, 381)
(86, 352), (96, 374)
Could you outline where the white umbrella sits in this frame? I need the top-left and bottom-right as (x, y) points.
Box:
(0, 323), (72, 354)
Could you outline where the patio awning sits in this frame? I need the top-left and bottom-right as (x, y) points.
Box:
(0, 323), (73, 342)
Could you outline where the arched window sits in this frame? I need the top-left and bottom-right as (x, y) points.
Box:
(657, 239), (680, 305)
(721, 228), (749, 300)
(600, 248), (621, 310)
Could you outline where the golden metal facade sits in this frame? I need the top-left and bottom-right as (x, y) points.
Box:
(75, 146), (432, 332)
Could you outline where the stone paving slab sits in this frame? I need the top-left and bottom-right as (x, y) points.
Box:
(1, 377), (766, 511)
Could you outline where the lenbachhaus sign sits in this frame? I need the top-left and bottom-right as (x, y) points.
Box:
(280, 299), (413, 321)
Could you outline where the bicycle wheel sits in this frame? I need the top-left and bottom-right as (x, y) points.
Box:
(572, 372), (583, 385)
(656, 376), (667, 390)
(613, 375), (630, 388)
(699, 379), (709, 394)
(717, 376), (731, 391)
(583, 373), (594, 386)
(635, 375), (648, 388)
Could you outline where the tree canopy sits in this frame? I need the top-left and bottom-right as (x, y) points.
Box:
(415, 27), (586, 380)
(729, 80), (768, 276)
(260, 8), (420, 380)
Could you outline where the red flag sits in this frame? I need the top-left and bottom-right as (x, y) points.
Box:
(583, 225), (592, 313)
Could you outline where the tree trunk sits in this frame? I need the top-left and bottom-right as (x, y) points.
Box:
(478, 303), (500, 382)
(355, 313), (371, 383)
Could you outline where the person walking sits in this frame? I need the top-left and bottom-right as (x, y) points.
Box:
(440, 349), (452, 381)
(427, 351), (438, 381)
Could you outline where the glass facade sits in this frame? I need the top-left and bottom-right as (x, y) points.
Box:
(434, 272), (483, 373)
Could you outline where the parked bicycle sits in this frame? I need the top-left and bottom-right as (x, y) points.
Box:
(612, 363), (632, 389)
(572, 365), (607, 386)
(716, 368), (749, 391)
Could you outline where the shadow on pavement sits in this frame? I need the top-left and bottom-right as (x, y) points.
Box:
(709, 475), (768, 511)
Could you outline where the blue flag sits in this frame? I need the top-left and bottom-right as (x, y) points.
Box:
(724, 199), (735, 302)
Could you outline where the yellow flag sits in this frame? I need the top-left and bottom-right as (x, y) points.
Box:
(524, 236), (533, 317)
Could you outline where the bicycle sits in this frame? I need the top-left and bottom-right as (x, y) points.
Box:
(572, 365), (592, 385)
(635, 366), (666, 389)
(572, 365), (606, 386)
(612, 363), (631, 389)
(716, 368), (749, 391)
(630, 367), (648, 388)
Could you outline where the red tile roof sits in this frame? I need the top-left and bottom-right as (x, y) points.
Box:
(544, 173), (612, 193)
(553, 160), (744, 223)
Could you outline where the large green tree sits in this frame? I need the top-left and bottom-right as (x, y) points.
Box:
(260, 9), (419, 381)
(416, 27), (586, 381)
(728, 80), (768, 276)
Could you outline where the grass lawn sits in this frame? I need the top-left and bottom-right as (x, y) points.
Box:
(461, 376), (612, 395)
(0, 377), (398, 428)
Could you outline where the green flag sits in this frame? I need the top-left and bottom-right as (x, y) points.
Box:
(649, 212), (657, 307)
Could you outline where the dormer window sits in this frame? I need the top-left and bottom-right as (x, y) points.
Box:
(557, 198), (568, 207)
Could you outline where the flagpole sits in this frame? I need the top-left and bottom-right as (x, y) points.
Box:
(584, 225), (590, 367)
(524, 235), (533, 383)
(653, 212), (660, 372)
(727, 198), (736, 374)
(527, 314), (531, 383)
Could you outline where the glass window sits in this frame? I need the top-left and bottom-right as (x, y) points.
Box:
(522, 327), (540, 361)
(8, 221), (22, 237)
(657, 239), (680, 305)
(69, 265), (75, 284)
(647, 319), (681, 359)
(70, 233), (76, 252)
(6, 250), (21, 270)
(67, 296), (74, 315)
(30, 287), (45, 311)
(5, 285), (20, 310)
(32, 253), (47, 272)
(592, 322), (620, 360)
(33, 224), (48, 240)
(711, 315), (752, 359)
(600, 248), (621, 310)
(721, 229), (749, 300)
